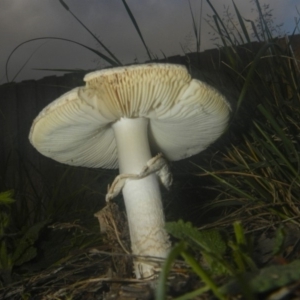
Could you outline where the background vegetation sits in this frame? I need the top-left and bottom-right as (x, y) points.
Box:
(1, 0), (300, 298)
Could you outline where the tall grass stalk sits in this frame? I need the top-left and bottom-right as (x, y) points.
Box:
(187, 0), (203, 53)
(197, 0), (300, 225)
(6, 0), (153, 82)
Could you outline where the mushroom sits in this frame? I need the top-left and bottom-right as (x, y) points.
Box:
(29, 63), (231, 278)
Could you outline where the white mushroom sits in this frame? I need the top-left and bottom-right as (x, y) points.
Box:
(29, 64), (231, 278)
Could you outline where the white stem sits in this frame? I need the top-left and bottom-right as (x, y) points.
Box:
(112, 117), (171, 278)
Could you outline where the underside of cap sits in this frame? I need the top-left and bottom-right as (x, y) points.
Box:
(29, 88), (119, 168)
(83, 64), (191, 119)
(149, 78), (230, 160)
(29, 63), (231, 169)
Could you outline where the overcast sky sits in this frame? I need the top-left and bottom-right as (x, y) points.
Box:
(1, 0), (299, 84)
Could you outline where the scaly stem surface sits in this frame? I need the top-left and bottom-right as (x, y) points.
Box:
(112, 117), (171, 278)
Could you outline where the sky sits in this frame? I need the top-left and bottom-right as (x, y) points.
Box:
(1, 0), (299, 84)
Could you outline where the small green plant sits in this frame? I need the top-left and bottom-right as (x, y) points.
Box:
(157, 220), (259, 300)
(0, 190), (49, 286)
(0, 190), (15, 285)
(221, 260), (300, 297)
(166, 220), (229, 276)
(0, 155), (106, 287)
(158, 220), (295, 299)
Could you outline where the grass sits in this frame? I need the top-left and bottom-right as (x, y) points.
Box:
(0, 150), (112, 288)
(1, 0), (300, 298)
(157, 0), (300, 298)
(196, 1), (300, 225)
(5, 0), (153, 82)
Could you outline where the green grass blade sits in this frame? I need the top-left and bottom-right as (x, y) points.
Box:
(213, 15), (228, 47)
(235, 42), (280, 114)
(199, 167), (257, 202)
(253, 122), (298, 178)
(33, 68), (91, 73)
(174, 286), (210, 300)
(9, 42), (48, 82)
(121, 0), (152, 61)
(257, 104), (297, 155)
(181, 250), (225, 300)
(58, 0), (122, 65)
(188, 0), (201, 52)
(5, 37), (119, 82)
(156, 242), (185, 300)
(253, 0), (273, 41)
(206, 0), (234, 46)
(232, 0), (251, 44)
(233, 221), (246, 246)
(244, 18), (261, 41)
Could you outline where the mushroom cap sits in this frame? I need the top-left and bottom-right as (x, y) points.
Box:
(29, 63), (231, 169)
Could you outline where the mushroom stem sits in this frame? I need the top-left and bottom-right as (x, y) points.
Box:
(112, 117), (171, 278)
